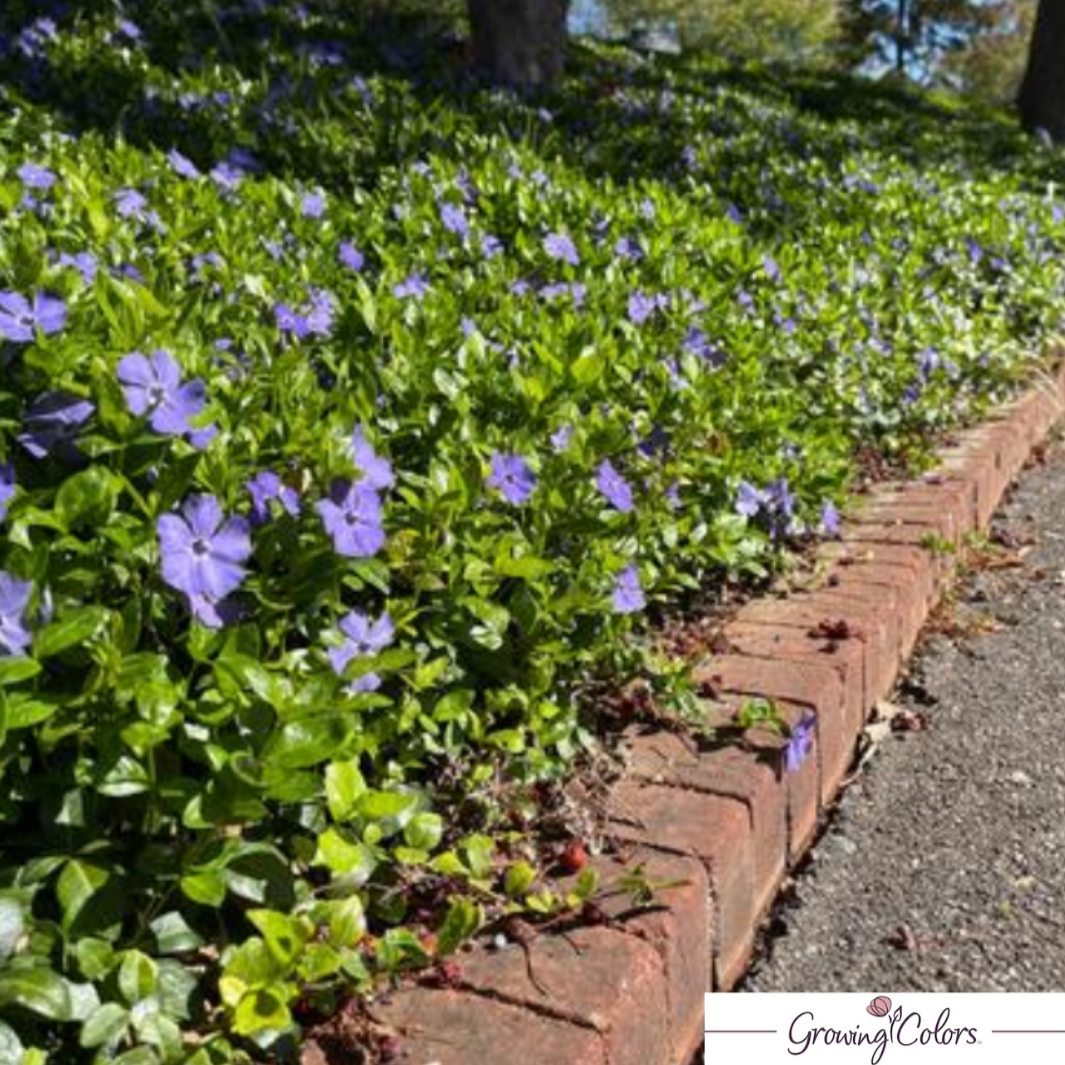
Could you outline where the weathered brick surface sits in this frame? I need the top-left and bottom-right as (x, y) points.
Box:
(728, 591), (892, 720)
(606, 778), (755, 991)
(373, 987), (607, 1064)
(458, 925), (669, 1065)
(817, 540), (938, 601)
(823, 563), (928, 660)
(721, 620), (865, 744)
(592, 848), (711, 1064)
(625, 730), (786, 920)
(696, 655), (852, 804)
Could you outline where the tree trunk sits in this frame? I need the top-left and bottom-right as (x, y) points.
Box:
(468, 0), (571, 89)
(1018, 0), (1065, 142)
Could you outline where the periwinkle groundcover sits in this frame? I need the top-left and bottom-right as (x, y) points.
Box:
(0, 1), (1064, 1060)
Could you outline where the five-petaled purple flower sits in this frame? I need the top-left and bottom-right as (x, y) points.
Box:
(544, 232), (579, 266)
(440, 202), (469, 239)
(118, 350), (212, 447)
(18, 392), (94, 460)
(18, 163), (56, 190)
(784, 714), (816, 773)
(352, 426), (394, 490)
(820, 500), (840, 537)
(339, 242), (364, 271)
(328, 609), (395, 693)
(316, 481), (386, 557)
(735, 481), (767, 518)
(393, 273), (429, 301)
(247, 471), (301, 525)
(0, 572), (33, 657)
(487, 452), (537, 505)
(596, 460), (634, 513)
(0, 291), (67, 343)
(157, 494), (252, 628)
(302, 190), (327, 218)
(167, 149), (200, 178)
(0, 465), (14, 522)
(612, 564), (645, 614)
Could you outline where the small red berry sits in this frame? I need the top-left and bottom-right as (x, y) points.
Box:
(559, 840), (587, 873)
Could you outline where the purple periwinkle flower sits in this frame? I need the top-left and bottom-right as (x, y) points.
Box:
(611, 564), (645, 614)
(544, 232), (579, 266)
(301, 190), (326, 218)
(614, 236), (642, 261)
(352, 426), (394, 490)
(316, 481), (386, 557)
(0, 465), (15, 522)
(328, 609), (395, 693)
(628, 290), (668, 326)
(820, 500), (840, 537)
(0, 573), (33, 657)
(247, 471), (300, 525)
(18, 392), (94, 460)
(0, 291), (67, 343)
(487, 452), (537, 505)
(118, 350), (209, 443)
(481, 234), (503, 259)
(735, 481), (768, 518)
(784, 714), (816, 773)
(57, 252), (97, 285)
(18, 163), (56, 190)
(339, 242), (365, 271)
(393, 273), (429, 300)
(550, 424), (574, 453)
(305, 288), (336, 337)
(157, 495), (252, 628)
(115, 188), (148, 218)
(597, 460), (634, 513)
(440, 202), (469, 239)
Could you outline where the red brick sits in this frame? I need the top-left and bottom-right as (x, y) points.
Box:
(591, 848), (710, 1062)
(721, 619), (865, 748)
(817, 540), (938, 600)
(457, 926), (668, 1065)
(728, 590), (891, 721)
(824, 563), (929, 660)
(695, 655), (852, 805)
(373, 986), (606, 1065)
(625, 730), (786, 919)
(607, 779), (755, 991)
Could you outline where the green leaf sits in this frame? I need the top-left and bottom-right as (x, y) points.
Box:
(263, 713), (354, 769)
(314, 828), (377, 885)
(324, 758), (367, 822)
(403, 812), (443, 852)
(56, 466), (119, 530)
(34, 606), (108, 659)
(0, 1020), (24, 1063)
(247, 910), (313, 968)
(461, 835), (495, 880)
(0, 897), (25, 962)
(322, 895), (366, 947)
(570, 348), (605, 385)
(57, 859), (110, 934)
(0, 657), (41, 688)
(0, 967), (73, 1021)
(180, 870), (227, 908)
(75, 938), (116, 982)
(503, 861), (537, 899)
(435, 898), (482, 956)
(150, 911), (204, 955)
(232, 987), (292, 1037)
(79, 1002), (130, 1048)
(118, 950), (159, 1004)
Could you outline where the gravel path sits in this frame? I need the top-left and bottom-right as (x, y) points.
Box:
(742, 434), (1065, 993)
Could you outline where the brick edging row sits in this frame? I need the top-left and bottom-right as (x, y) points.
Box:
(358, 351), (1065, 1065)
